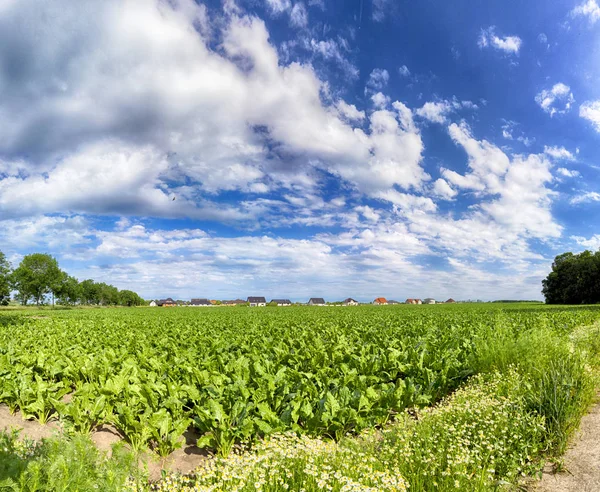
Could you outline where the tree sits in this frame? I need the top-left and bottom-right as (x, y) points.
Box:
(118, 289), (145, 307)
(79, 279), (100, 305)
(55, 275), (82, 305)
(0, 251), (11, 306)
(542, 250), (600, 304)
(12, 254), (64, 306)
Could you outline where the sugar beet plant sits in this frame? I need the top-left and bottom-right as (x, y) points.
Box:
(0, 305), (599, 456)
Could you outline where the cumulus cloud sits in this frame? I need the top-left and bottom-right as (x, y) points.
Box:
(570, 0), (600, 24)
(399, 65), (411, 77)
(478, 26), (522, 54)
(556, 168), (581, 178)
(443, 122), (559, 239)
(544, 146), (576, 161)
(580, 100), (600, 131)
(0, 0), (431, 217)
(432, 179), (458, 200)
(535, 83), (575, 116)
(572, 234), (600, 250)
(415, 99), (477, 124)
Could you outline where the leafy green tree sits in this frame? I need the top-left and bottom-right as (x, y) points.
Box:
(97, 283), (119, 306)
(12, 254), (64, 306)
(55, 275), (82, 305)
(118, 290), (145, 307)
(79, 279), (100, 305)
(542, 250), (600, 304)
(0, 251), (11, 305)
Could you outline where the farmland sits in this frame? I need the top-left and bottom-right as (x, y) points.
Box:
(1, 304), (600, 491)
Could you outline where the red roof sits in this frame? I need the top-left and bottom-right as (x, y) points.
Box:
(374, 297), (388, 304)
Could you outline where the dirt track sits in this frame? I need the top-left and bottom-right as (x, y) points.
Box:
(533, 401), (600, 491)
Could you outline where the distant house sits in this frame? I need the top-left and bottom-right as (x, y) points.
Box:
(157, 298), (177, 307)
(149, 300), (157, 307)
(446, 298), (456, 304)
(343, 298), (359, 306)
(222, 299), (246, 306)
(308, 298), (326, 306)
(373, 297), (388, 305)
(190, 298), (212, 307)
(405, 298), (422, 305)
(387, 300), (401, 305)
(248, 296), (267, 307)
(271, 299), (292, 306)
(424, 298), (436, 304)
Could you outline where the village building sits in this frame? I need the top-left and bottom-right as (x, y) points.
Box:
(308, 297), (326, 306)
(156, 298), (177, 307)
(446, 298), (456, 303)
(149, 300), (157, 307)
(247, 296), (267, 307)
(190, 298), (212, 306)
(405, 298), (423, 304)
(270, 299), (292, 306)
(387, 300), (401, 305)
(424, 298), (436, 304)
(343, 298), (359, 306)
(373, 297), (388, 305)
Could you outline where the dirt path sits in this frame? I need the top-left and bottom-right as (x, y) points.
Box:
(533, 401), (600, 491)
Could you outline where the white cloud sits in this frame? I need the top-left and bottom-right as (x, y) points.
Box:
(478, 26), (522, 54)
(416, 101), (452, 124)
(556, 167), (581, 178)
(399, 65), (411, 77)
(570, 191), (600, 205)
(371, 92), (390, 109)
(544, 145), (575, 160)
(265, 0), (292, 14)
(432, 178), (458, 200)
(535, 83), (575, 116)
(415, 99), (477, 124)
(365, 68), (390, 93)
(289, 2), (308, 27)
(572, 234), (600, 250)
(308, 38), (359, 79)
(0, 1), (432, 216)
(443, 122), (560, 239)
(571, 0), (600, 24)
(336, 100), (365, 121)
(580, 100), (600, 132)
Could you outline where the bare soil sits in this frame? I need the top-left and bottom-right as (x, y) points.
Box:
(532, 401), (600, 491)
(0, 404), (209, 480)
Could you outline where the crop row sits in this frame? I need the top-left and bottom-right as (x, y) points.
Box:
(1, 305), (599, 455)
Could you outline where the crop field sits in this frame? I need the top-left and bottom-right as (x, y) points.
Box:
(1, 304), (600, 491)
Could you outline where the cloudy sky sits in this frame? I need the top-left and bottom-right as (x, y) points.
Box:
(1, 0), (600, 301)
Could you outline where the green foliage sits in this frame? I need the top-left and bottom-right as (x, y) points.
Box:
(0, 251), (11, 306)
(542, 250), (600, 304)
(1, 305), (600, 491)
(0, 429), (144, 491)
(11, 254), (64, 306)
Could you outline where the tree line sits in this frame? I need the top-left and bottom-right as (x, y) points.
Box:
(0, 251), (145, 307)
(542, 250), (600, 304)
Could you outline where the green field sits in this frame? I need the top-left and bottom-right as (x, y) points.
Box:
(1, 304), (600, 491)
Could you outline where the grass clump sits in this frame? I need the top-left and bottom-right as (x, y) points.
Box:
(0, 429), (144, 491)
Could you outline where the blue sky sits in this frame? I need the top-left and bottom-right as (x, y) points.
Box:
(1, 0), (600, 301)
